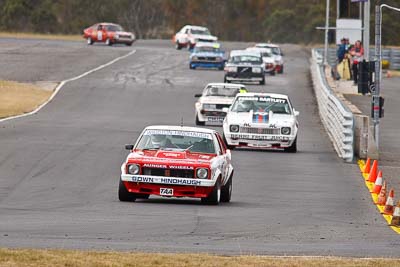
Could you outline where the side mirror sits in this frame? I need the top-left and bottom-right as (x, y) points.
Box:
(225, 149), (231, 161)
(222, 107), (229, 113)
(194, 93), (202, 98)
(293, 109), (300, 116)
(125, 144), (134, 150)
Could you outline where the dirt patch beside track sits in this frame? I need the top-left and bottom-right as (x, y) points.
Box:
(0, 80), (53, 119)
(1, 249), (400, 267)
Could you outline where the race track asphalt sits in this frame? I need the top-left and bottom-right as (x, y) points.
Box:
(0, 39), (399, 256)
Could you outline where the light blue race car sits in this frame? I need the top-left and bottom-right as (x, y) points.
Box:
(189, 42), (225, 70)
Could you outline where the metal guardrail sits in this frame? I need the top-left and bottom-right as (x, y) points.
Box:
(310, 49), (354, 162)
(323, 47), (400, 69)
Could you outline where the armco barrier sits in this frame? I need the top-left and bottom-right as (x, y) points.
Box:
(310, 49), (354, 162)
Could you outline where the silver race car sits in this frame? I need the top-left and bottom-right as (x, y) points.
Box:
(195, 83), (247, 125)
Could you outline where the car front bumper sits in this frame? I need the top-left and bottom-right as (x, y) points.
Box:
(225, 73), (264, 82)
(197, 110), (227, 124)
(223, 132), (296, 149)
(121, 174), (215, 198)
(190, 61), (224, 69)
(114, 38), (134, 44)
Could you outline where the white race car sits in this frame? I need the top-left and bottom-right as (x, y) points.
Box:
(173, 25), (218, 50)
(195, 83), (247, 125)
(246, 47), (276, 75)
(223, 92), (299, 152)
(255, 43), (284, 74)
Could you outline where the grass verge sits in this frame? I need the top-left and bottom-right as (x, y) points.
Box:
(1, 249), (400, 267)
(0, 80), (53, 119)
(0, 32), (82, 41)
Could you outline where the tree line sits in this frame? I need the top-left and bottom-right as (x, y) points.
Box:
(0, 0), (399, 45)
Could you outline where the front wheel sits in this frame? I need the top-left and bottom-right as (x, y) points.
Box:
(87, 37), (93, 45)
(175, 42), (182, 50)
(223, 134), (235, 150)
(126, 42), (133, 46)
(270, 71), (276, 76)
(259, 78), (265, 85)
(221, 175), (232, 203)
(105, 38), (112, 46)
(278, 66), (284, 74)
(284, 137), (297, 153)
(118, 179), (137, 202)
(201, 179), (220, 205)
(195, 114), (205, 126)
(224, 76), (230, 83)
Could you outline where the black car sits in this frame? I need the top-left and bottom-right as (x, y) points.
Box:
(224, 50), (265, 85)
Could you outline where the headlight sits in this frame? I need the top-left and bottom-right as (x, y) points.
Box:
(230, 125), (239, 132)
(227, 66), (237, 72)
(216, 56), (223, 61)
(196, 168), (208, 179)
(115, 34), (119, 39)
(252, 67), (262, 73)
(203, 104), (216, 109)
(281, 127), (291, 135)
(127, 164), (140, 175)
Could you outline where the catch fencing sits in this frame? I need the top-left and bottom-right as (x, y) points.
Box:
(310, 49), (354, 162)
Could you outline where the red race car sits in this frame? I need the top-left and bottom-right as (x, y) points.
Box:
(119, 125), (234, 205)
(83, 23), (135, 46)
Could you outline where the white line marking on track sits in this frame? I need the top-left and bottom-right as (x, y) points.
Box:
(0, 49), (137, 123)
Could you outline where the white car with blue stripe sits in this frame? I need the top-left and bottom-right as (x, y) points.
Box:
(222, 92), (299, 152)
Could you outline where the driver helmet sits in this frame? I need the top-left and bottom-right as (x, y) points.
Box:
(150, 134), (166, 147)
(239, 87), (247, 93)
(209, 87), (218, 96)
(239, 100), (253, 112)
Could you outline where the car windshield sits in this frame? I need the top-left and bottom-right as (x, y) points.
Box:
(205, 86), (240, 97)
(105, 25), (123, 32)
(136, 129), (215, 154)
(255, 45), (281, 55)
(191, 29), (211, 35)
(230, 96), (291, 114)
(270, 47), (281, 55)
(261, 51), (273, 57)
(194, 47), (221, 53)
(230, 55), (262, 64)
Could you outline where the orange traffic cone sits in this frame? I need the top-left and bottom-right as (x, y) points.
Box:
(375, 180), (387, 205)
(371, 171), (383, 194)
(382, 189), (395, 215)
(363, 158), (371, 173)
(367, 160), (378, 183)
(390, 201), (400, 227)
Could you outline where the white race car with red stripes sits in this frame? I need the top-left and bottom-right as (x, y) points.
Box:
(222, 92), (299, 152)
